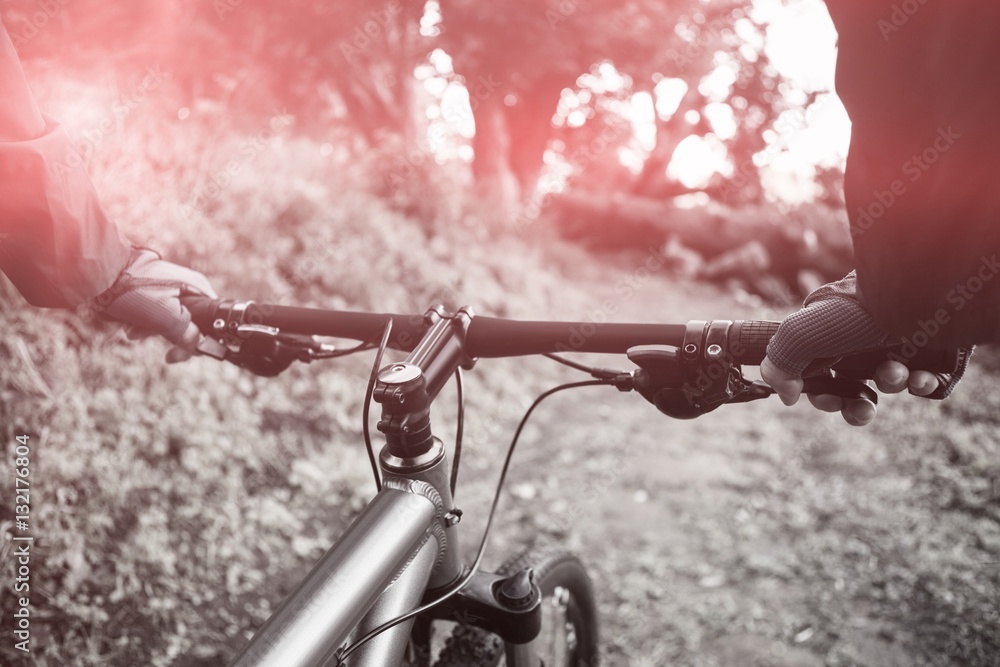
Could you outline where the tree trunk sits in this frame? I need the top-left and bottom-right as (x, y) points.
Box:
(470, 93), (520, 226)
(632, 86), (707, 198)
(504, 75), (565, 196)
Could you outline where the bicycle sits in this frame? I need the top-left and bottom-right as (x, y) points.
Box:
(180, 294), (960, 667)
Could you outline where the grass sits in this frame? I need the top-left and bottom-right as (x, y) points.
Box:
(0, 63), (632, 666)
(1, 66), (998, 667)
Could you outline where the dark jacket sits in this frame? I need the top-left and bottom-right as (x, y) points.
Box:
(826, 0), (1000, 346)
(0, 23), (130, 308)
(0, 119), (131, 308)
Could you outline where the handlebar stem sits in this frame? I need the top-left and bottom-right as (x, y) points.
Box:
(374, 306), (476, 461)
(406, 306), (476, 398)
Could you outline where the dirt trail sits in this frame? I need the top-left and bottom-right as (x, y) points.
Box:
(455, 251), (1000, 666)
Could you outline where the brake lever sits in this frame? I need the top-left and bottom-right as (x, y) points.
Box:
(725, 380), (773, 404)
(196, 336), (228, 360)
(627, 344), (880, 418)
(194, 323), (332, 376)
(225, 331), (306, 377)
(801, 376), (878, 404)
(730, 377), (878, 405)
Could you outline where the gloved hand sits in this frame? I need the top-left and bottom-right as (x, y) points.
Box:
(92, 247), (217, 363)
(760, 272), (967, 426)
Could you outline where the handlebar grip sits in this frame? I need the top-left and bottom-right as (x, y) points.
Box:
(728, 320), (780, 364)
(180, 293), (221, 332)
(728, 319), (961, 376)
(825, 346), (960, 377)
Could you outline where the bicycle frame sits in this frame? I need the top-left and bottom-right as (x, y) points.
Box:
(229, 468), (455, 666)
(183, 296), (961, 666)
(228, 307), (513, 667)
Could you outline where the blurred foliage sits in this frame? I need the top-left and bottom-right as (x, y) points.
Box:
(1, 0), (425, 135)
(1, 0), (819, 211)
(0, 3), (996, 666)
(0, 50), (997, 667)
(0, 84), (605, 665)
(441, 0), (792, 204)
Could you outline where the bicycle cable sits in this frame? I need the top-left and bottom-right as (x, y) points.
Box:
(543, 352), (627, 380)
(450, 367), (464, 497)
(335, 378), (614, 664)
(309, 340), (377, 359)
(361, 319), (393, 493)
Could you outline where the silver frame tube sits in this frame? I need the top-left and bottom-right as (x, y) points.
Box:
(229, 487), (439, 667)
(343, 535), (440, 666)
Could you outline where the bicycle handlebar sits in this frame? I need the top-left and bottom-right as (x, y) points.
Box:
(181, 295), (960, 376)
(183, 295), (690, 357)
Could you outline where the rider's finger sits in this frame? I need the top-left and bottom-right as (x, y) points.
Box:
(874, 360), (909, 393)
(125, 326), (155, 341)
(165, 345), (195, 364)
(908, 370), (940, 396)
(842, 398), (877, 426)
(760, 357), (803, 406)
(807, 393), (843, 412)
(774, 378), (803, 406)
(165, 322), (201, 364)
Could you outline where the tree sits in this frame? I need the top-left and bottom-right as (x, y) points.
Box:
(197, 0), (428, 143)
(439, 0), (797, 217)
(3, 0), (815, 221)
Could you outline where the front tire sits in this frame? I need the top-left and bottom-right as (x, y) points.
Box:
(434, 549), (599, 667)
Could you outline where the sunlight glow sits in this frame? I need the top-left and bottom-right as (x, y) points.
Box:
(420, 1), (442, 37)
(668, 135), (731, 188)
(704, 102), (736, 140)
(422, 75), (447, 98)
(566, 110), (588, 128)
(750, 0), (847, 202)
(619, 146), (645, 174)
(654, 78), (688, 119)
(699, 53), (738, 101)
(439, 83), (475, 138)
(630, 91), (656, 151)
(578, 61), (629, 95)
(428, 48), (454, 76)
(751, 0), (837, 92)
(416, 0), (847, 205)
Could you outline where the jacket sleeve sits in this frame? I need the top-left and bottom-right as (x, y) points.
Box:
(0, 20), (131, 309)
(825, 0), (1000, 347)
